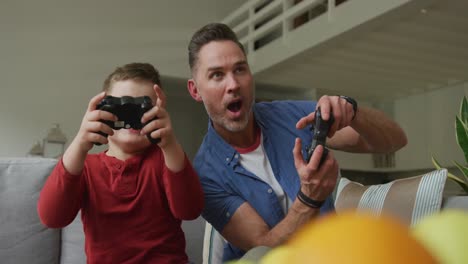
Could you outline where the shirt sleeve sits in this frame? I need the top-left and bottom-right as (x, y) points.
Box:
(200, 175), (245, 234)
(37, 159), (85, 228)
(295, 101), (317, 115)
(162, 154), (204, 220)
(284, 100), (317, 116)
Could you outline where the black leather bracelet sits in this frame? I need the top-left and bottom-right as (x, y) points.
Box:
(339, 95), (358, 120)
(297, 189), (325, 208)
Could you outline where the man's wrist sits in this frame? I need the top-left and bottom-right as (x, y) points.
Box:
(291, 198), (320, 214)
(297, 189), (325, 209)
(339, 95), (358, 120)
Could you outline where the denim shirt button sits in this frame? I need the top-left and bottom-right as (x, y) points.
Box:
(226, 212), (230, 217)
(267, 188), (273, 194)
(225, 158), (229, 162)
(235, 154), (239, 159)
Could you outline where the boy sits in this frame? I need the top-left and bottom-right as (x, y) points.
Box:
(38, 63), (204, 264)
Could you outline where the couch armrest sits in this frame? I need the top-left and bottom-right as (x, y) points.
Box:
(441, 196), (468, 211)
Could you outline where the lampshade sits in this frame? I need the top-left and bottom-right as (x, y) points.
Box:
(28, 141), (44, 156)
(45, 124), (67, 144)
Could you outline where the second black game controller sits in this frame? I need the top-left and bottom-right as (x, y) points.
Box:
(95, 95), (160, 145)
(305, 107), (334, 167)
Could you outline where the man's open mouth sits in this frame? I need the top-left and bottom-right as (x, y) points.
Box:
(227, 100), (242, 113)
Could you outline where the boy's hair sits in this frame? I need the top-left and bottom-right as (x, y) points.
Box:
(188, 23), (246, 72)
(103, 63), (161, 92)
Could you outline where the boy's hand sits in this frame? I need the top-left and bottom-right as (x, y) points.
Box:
(74, 92), (117, 152)
(140, 85), (177, 149)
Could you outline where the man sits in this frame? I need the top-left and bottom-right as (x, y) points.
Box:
(186, 23), (407, 261)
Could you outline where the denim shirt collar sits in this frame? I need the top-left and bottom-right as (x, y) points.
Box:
(205, 107), (268, 167)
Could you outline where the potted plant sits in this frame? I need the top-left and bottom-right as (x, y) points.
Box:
(432, 96), (468, 194)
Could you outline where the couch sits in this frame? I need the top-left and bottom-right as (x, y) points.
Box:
(0, 158), (205, 264)
(202, 169), (468, 264)
(1, 158), (467, 264)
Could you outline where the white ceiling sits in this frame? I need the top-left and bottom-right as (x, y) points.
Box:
(253, 0), (468, 102)
(1, 0), (466, 103)
(0, 0), (246, 83)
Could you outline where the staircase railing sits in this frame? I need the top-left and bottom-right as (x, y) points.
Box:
(223, 0), (349, 54)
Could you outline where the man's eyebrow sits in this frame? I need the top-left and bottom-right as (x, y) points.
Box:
(206, 66), (223, 72)
(234, 60), (248, 67)
(206, 60), (248, 72)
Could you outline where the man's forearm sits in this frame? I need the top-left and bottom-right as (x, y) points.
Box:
(221, 199), (322, 251)
(350, 106), (407, 153)
(258, 199), (320, 247)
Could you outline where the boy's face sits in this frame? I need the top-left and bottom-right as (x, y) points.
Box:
(106, 79), (157, 151)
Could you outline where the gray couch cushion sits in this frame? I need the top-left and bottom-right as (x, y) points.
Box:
(60, 214), (86, 264)
(0, 158), (60, 264)
(182, 216), (205, 264)
(442, 196), (468, 211)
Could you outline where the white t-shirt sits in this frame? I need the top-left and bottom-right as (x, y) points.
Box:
(236, 132), (293, 214)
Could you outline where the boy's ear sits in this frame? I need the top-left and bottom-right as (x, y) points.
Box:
(187, 79), (203, 102)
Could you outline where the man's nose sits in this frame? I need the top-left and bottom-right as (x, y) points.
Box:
(226, 74), (240, 93)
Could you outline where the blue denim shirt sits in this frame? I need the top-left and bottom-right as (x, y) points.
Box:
(193, 100), (335, 261)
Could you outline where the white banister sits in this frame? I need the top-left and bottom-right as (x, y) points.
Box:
(328, 0), (336, 21)
(223, 0), (263, 27)
(224, 0), (333, 52)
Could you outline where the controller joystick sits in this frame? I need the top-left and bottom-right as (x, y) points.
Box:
(306, 107), (334, 168)
(94, 95), (160, 145)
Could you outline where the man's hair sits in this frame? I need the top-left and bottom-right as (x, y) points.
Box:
(103, 62), (161, 92)
(188, 23), (246, 71)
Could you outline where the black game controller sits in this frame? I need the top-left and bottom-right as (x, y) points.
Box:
(306, 107), (334, 167)
(95, 95), (160, 145)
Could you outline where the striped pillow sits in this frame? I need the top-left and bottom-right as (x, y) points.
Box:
(335, 169), (447, 226)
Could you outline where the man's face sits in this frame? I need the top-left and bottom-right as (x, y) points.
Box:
(189, 40), (255, 135)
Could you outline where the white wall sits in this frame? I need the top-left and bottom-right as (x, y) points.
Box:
(3, 73), (466, 173)
(334, 82), (467, 171)
(395, 82), (467, 170)
(0, 76), (208, 160)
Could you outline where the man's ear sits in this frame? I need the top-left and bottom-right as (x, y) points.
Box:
(187, 79), (203, 102)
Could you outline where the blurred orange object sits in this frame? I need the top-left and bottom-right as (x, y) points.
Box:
(287, 211), (438, 264)
(413, 210), (468, 264)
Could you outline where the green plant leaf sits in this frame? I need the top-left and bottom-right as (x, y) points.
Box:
(433, 156), (468, 194)
(431, 155), (443, 169)
(455, 116), (468, 164)
(461, 96), (468, 124)
(453, 160), (468, 183)
(447, 171), (468, 194)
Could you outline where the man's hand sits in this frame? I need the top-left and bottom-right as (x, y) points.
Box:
(293, 138), (338, 202)
(220, 138), (339, 251)
(296, 95), (356, 138)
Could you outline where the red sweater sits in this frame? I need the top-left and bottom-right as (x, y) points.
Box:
(37, 146), (204, 264)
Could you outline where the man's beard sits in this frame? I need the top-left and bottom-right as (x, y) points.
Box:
(205, 100), (253, 133)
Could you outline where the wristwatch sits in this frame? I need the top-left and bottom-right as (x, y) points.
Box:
(339, 95), (358, 120)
